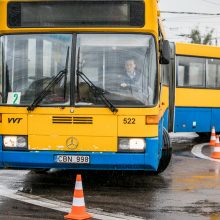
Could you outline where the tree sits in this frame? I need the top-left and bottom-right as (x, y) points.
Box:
(189, 27), (214, 45)
(203, 29), (214, 45)
(189, 28), (201, 44)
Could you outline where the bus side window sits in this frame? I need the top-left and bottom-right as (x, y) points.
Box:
(189, 60), (205, 87)
(207, 59), (220, 88)
(177, 65), (185, 86)
(177, 56), (205, 88)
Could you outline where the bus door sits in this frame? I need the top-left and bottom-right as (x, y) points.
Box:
(168, 42), (176, 132)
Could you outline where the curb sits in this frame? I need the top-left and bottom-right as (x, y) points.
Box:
(191, 143), (220, 163)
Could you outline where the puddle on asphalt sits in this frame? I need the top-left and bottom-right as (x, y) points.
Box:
(209, 163), (220, 176)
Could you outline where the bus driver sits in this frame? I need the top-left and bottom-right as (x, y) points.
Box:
(120, 58), (141, 89)
(120, 58), (153, 103)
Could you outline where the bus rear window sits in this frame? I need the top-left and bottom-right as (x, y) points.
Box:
(8, 1), (145, 28)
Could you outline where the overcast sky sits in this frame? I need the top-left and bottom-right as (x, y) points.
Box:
(159, 0), (220, 45)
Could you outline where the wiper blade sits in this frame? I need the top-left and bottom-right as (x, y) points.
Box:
(77, 70), (118, 113)
(27, 70), (66, 111)
(27, 47), (70, 111)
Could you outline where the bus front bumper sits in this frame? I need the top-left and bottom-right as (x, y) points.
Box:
(0, 137), (161, 171)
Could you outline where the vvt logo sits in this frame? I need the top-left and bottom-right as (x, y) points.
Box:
(8, 118), (23, 124)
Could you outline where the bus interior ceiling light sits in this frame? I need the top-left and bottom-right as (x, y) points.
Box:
(3, 136), (28, 149)
(118, 138), (146, 152)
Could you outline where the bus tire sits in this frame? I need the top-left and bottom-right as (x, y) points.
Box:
(156, 128), (172, 174)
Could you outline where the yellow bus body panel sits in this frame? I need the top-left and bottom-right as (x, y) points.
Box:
(0, 114), (27, 135)
(176, 42), (220, 59)
(118, 116), (157, 137)
(160, 85), (169, 116)
(28, 114), (117, 136)
(176, 88), (220, 107)
(29, 135), (117, 151)
(0, 106), (160, 151)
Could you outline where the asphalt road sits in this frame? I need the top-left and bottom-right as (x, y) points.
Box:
(0, 133), (220, 220)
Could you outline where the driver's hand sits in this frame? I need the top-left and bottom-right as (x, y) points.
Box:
(120, 83), (128, 88)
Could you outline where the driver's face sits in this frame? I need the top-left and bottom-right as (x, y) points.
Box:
(125, 60), (136, 73)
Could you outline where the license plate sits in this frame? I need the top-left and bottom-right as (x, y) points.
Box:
(56, 155), (90, 164)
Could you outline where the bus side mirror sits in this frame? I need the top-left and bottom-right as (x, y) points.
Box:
(160, 40), (171, 65)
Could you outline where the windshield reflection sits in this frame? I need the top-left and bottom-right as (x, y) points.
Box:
(2, 34), (72, 105)
(76, 34), (157, 106)
(0, 34), (157, 107)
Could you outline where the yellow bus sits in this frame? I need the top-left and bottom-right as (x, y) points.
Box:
(175, 42), (220, 136)
(0, 0), (172, 173)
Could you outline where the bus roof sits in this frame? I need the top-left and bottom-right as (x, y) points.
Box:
(176, 42), (220, 59)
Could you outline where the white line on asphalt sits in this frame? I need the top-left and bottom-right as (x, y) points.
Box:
(0, 185), (143, 220)
(191, 143), (220, 163)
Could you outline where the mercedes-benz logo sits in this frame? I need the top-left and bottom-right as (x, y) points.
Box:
(66, 137), (78, 150)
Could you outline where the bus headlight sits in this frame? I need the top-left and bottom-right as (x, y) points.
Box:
(118, 138), (146, 152)
(3, 136), (28, 150)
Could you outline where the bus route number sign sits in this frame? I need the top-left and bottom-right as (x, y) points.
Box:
(56, 155), (90, 164)
(7, 92), (21, 104)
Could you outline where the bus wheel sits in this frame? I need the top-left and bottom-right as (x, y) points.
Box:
(156, 128), (172, 174)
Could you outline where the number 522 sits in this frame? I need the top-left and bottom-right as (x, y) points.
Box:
(123, 118), (136, 124)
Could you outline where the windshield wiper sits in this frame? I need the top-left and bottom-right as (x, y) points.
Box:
(76, 70), (118, 113)
(27, 47), (70, 111)
(76, 48), (117, 113)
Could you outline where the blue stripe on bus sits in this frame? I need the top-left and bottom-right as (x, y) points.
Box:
(174, 107), (220, 133)
(162, 109), (169, 131)
(0, 137), (160, 171)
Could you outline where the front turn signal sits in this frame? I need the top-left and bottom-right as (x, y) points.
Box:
(145, 115), (159, 125)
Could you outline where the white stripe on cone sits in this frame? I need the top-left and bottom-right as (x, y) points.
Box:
(216, 135), (220, 145)
(212, 147), (220, 153)
(211, 136), (216, 141)
(75, 181), (83, 190)
(72, 197), (85, 207)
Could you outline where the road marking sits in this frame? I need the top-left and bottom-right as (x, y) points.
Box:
(0, 185), (143, 220)
(191, 143), (220, 163)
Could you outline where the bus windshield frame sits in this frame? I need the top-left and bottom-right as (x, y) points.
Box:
(0, 33), (158, 108)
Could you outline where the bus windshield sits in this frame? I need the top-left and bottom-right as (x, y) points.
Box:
(76, 34), (157, 106)
(0, 33), (157, 107)
(1, 34), (72, 105)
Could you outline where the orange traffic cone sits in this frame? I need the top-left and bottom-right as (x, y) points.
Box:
(64, 174), (92, 220)
(215, 135), (220, 147)
(211, 135), (220, 159)
(209, 126), (216, 146)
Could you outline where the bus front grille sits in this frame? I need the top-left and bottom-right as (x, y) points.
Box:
(73, 117), (93, 124)
(52, 116), (93, 124)
(52, 116), (72, 124)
